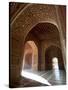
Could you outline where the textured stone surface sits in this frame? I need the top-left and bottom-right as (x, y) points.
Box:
(9, 2), (66, 87)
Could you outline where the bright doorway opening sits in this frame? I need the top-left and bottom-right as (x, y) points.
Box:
(52, 57), (59, 70)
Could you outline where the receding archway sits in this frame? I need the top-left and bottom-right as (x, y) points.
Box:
(22, 41), (38, 71)
(45, 45), (65, 70)
(24, 22), (62, 71)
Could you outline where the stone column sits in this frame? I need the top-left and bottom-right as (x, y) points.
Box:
(55, 6), (66, 69)
(38, 42), (45, 71)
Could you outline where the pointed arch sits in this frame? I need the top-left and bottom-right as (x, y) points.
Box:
(22, 41), (38, 71)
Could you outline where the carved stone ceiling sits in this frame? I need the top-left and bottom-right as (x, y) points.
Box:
(29, 23), (60, 41)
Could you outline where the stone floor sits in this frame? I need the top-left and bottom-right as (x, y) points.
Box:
(11, 69), (66, 87)
(21, 69), (66, 86)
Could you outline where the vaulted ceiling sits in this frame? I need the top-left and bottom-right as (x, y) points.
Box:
(29, 23), (60, 41)
(10, 2), (66, 40)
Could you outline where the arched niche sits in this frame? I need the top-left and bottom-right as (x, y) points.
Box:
(22, 41), (38, 71)
(45, 45), (65, 70)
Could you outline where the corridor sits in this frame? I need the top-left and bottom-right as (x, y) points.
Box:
(9, 2), (66, 88)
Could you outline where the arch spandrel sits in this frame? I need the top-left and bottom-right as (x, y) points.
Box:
(11, 4), (59, 42)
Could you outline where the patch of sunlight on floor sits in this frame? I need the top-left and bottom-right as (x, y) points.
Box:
(54, 69), (60, 80)
(21, 70), (51, 86)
